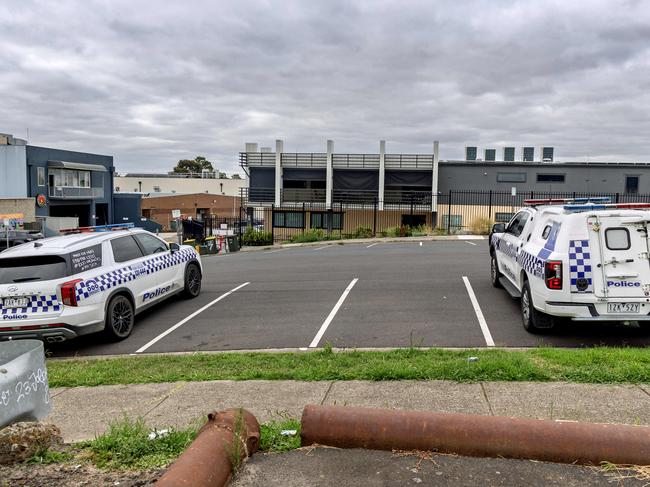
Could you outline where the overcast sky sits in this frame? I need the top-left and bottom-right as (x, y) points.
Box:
(2, 0), (650, 173)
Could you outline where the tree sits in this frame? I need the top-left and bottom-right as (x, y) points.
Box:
(172, 156), (214, 174)
(231, 173), (242, 180)
(219, 172), (228, 179)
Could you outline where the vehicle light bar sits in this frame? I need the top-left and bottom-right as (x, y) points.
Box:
(563, 202), (650, 212)
(524, 197), (611, 206)
(60, 223), (135, 234)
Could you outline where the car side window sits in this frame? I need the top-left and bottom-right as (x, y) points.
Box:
(134, 234), (169, 256)
(111, 236), (145, 263)
(506, 212), (528, 237)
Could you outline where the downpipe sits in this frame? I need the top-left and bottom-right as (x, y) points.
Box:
(157, 408), (260, 487)
(301, 405), (650, 466)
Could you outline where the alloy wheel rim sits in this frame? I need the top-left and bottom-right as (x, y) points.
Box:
(112, 300), (133, 336)
(522, 291), (530, 323)
(188, 268), (200, 294)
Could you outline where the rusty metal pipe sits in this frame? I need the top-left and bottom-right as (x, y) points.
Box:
(301, 405), (650, 466)
(157, 408), (260, 487)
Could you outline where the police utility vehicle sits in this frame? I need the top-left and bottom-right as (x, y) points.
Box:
(0, 224), (202, 342)
(489, 198), (650, 332)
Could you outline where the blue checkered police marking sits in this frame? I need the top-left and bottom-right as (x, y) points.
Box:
(517, 250), (545, 279)
(75, 248), (197, 302)
(1, 295), (61, 315)
(569, 240), (593, 293)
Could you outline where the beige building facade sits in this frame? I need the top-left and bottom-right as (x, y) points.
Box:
(114, 173), (247, 197)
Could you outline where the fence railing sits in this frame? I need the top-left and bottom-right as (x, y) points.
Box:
(235, 189), (650, 244)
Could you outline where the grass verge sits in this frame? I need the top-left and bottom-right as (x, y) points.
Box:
(25, 416), (301, 470)
(47, 347), (650, 388)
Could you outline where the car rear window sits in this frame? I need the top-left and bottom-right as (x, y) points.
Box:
(0, 255), (69, 284)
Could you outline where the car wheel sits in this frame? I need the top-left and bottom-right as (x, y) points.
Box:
(104, 295), (134, 341)
(490, 253), (502, 288)
(183, 263), (202, 298)
(521, 280), (554, 334)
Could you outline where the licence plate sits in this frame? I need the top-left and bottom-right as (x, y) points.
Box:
(607, 302), (640, 314)
(2, 297), (29, 308)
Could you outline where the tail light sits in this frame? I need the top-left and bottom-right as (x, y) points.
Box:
(544, 260), (562, 290)
(60, 279), (82, 306)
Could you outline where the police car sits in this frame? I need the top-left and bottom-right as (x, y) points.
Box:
(0, 224), (202, 342)
(489, 197), (650, 333)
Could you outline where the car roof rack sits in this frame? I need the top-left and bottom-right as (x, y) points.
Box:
(563, 202), (650, 212)
(60, 223), (135, 234)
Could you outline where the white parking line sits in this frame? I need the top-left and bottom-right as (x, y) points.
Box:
(366, 242), (380, 248)
(464, 241), (478, 246)
(313, 245), (329, 251)
(309, 278), (359, 348)
(462, 276), (495, 347)
(134, 282), (250, 354)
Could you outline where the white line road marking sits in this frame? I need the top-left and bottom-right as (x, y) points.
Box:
(267, 248), (287, 254)
(313, 246), (329, 251)
(462, 276), (495, 347)
(464, 241), (478, 246)
(134, 282), (250, 353)
(309, 278), (359, 348)
(366, 242), (379, 248)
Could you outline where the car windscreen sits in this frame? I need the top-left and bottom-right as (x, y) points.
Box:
(0, 255), (70, 284)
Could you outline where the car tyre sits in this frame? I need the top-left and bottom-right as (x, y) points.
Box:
(490, 253), (502, 288)
(104, 294), (134, 341)
(521, 280), (554, 334)
(183, 263), (202, 298)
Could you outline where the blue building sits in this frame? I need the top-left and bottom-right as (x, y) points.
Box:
(0, 133), (114, 227)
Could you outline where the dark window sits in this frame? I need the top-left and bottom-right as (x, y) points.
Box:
(605, 228), (630, 250)
(465, 147), (477, 161)
(506, 211), (529, 237)
(135, 233), (169, 255)
(402, 214), (427, 227)
(273, 211), (304, 228)
(523, 147), (535, 162)
(537, 174), (565, 183)
(541, 225), (552, 239)
(503, 147), (515, 161)
(37, 167), (46, 186)
(311, 212), (343, 230)
(497, 172), (526, 183)
(495, 212), (514, 223)
(484, 149), (496, 161)
(542, 147), (554, 161)
(441, 214), (462, 229)
(625, 176), (639, 194)
(0, 255), (69, 284)
(111, 235), (144, 262)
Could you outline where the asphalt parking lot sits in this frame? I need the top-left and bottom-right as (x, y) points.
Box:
(49, 240), (650, 357)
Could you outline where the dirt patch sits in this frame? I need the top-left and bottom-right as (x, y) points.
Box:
(0, 463), (162, 486)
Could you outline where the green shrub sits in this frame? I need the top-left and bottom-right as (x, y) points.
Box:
(469, 217), (494, 235)
(241, 226), (273, 246)
(290, 229), (326, 243)
(351, 225), (373, 239)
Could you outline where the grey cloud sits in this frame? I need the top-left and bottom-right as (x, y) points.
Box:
(1, 0), (650, 173)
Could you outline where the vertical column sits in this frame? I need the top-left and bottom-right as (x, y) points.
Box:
(432, 140), (440, 226)
(378, 140), (385, 211)
(326, 139), (334, 209)
(275, 139), (283, 207)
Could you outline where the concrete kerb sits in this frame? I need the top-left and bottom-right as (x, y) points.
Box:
(238, 234), (487, 253)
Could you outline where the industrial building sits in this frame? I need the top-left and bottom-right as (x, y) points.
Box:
(0, 133), (115, 233)
(114, 172), (247, 197)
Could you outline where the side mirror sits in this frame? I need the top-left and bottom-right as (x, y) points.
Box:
(169, 242), (180, 253)
(491, 223), (506, 234)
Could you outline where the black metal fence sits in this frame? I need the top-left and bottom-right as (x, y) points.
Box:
(228, 189), (650, 245)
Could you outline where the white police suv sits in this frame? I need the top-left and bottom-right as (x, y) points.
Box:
(0, 224), (202, 342)
(490, 198), (650, 333)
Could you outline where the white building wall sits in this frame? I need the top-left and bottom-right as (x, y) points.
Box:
(0, 145), (28, 198)
(114, 175), (248, 196)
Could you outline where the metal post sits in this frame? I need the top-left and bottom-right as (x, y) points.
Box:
(373, 197), (377, 236)
(488, 190), (493, 221)
(447, 190), (452, 234)
(302, 202), (306, 235)
(271, 204), (275, 242)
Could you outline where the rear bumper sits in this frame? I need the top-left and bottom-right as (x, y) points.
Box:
(0, 321), (104, 342)
(545, 300), (650, 321)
